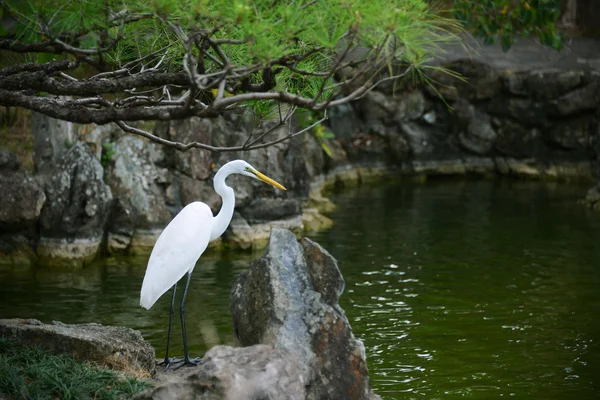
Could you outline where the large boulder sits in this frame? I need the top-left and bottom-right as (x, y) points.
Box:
(169, 117), (213, 180)
(0, 149), (19, 171)
(454, 99), (497, 155)
(0, 153), (46, 227)
(0, 150), (45, 264)
(552, 80), (600, 116)
(31, 111), (75, 172)
(230, 229), (379, 400)
(178, 173), (222, 213)
(0, 319), (155, 376)
(105, 135), (172, 254)
(525, 69), (584, 99)
(38, 141), (113, 267)
(140, 345), (305, 400)
(493, 119), (540, 158)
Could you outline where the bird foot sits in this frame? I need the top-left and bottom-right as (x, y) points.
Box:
(159, 357), (183, 370)
(173, 356), (202, 370)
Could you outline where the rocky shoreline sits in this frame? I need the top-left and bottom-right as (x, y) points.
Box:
(0, 229), (381, 400)
(1, 36), (599, 267)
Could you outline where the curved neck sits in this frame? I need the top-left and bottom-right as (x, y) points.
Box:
(210, 166), (236, 241)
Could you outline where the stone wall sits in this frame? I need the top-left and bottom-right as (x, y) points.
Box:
(336, 62), (599, 180)
(1, 37), (599, 266)
(0, 111), (347, 267)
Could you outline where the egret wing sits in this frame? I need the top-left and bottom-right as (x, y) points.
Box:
(140, 202), (213, 309)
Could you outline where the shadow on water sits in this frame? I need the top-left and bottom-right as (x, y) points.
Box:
(1, 179), (600, 399)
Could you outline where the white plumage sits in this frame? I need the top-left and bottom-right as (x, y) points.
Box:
(138, 159), (286, 367)
(140, 201), (213, 310)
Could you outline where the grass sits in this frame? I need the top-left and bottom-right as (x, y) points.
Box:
(0, 337), (151, 400)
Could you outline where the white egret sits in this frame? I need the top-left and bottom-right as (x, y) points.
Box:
(140, 159), (286, 367)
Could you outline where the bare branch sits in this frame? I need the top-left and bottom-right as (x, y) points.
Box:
(247, 105), (297, 147)
(115, 109), (327, 153)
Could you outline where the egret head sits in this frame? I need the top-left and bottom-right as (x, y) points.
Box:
(227, 160), (287, 190)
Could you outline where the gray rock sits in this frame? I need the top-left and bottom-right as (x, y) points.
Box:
(0, 319), (155, 376)
(241, 198), (302, 224)
(231, 229), (379, 400)
(461, 157), (496, 174)
(503, 71), (529, 96)
(282, 134), (316, 198)
(545, 116), (595, 151)
(31, 111), (75, 172)
(526, 69), (584, 99)
(387, 133), (411, 161)
(225, 213), (303, 250)
(107, 233), (132, 254)
(487, 98), (547, 127)
(0, 149), (19, 171)
(328, 102), (364, 139)
(140, 345), (305, 400)
(106, 197), (134, 254)
(423, 111), (437, 124)
(178, 173), (221, 214)
(552, 81), (600, 116)
(343, 134), (389, 165)
(595, 120), (600, 179)
(106, 136), (172, 230)
(428, 59), (501, 101)
(301, 208), (334, 233)
(460, 60), (502, 100)
(400, 121), (459, 161)
(0, 150), (43, 264)
(209, 112), (254, 149)
(393, 90), (427, 123)
(360, 91), (395, 122)
(494, 120), (540, 158)
(170, 118), (213, 180)
(401, 121), (432, 156)
(0, 234), (37, 265)
(40, 141), (112, 237)
(79, 123), (120, 160)
(288, 128), (326, 181)
(300, 238), (345, 308)
(38, 142), (112, 265)
(454, 100), (496, 155)
(0, 171), (46, 226)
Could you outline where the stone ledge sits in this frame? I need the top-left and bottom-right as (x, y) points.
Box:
(0, 318), (155, 377)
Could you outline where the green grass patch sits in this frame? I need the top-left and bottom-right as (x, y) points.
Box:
(0, 337), (151, 400)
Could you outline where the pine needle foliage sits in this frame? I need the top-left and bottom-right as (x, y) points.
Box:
(0, 0), (462, 151)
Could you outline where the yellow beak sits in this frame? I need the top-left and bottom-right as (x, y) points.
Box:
(253, 170), (287, 190)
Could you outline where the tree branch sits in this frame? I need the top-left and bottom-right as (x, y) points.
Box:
(115, 109), (326, 153)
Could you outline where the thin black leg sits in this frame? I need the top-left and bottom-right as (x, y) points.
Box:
(159, 283), (178, 368)
(177, 271), (199, 368)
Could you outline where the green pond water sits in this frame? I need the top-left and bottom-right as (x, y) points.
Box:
(1, 179), (600, 399)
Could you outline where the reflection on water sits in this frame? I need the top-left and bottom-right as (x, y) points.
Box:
(0, 252), (259, 355)
(1, 180), (600, 399)
(309, 179), (600, 399)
